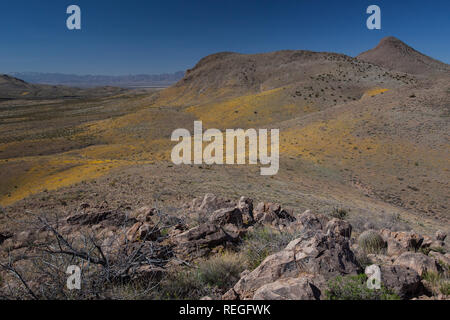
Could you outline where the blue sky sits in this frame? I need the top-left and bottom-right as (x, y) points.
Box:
(1, 0), (449, 75)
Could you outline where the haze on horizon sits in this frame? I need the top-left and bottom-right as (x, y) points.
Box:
(1, 0), (449, 75)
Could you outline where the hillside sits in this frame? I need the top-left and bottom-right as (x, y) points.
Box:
(0, 74), (126, 100)
(8, 71), (185, 88)
(157, 49), (415, 109)
(0, 36), (448, 244)
(357, 36), (450, 75)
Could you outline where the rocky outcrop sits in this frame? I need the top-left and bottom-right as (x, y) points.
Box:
(253, 202), (296, 227)
(173, 223), (243, 259)
(380, 265), (422, 299)
(253, 275), (326, 300)
(393, 252), (440, 276)
(224, 212), (358, 300)
(1, 193), (448, 301)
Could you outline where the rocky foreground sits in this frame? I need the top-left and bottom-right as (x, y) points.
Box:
(0, 194), (448, 300)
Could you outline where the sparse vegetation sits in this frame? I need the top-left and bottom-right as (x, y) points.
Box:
(325, 274), (400, 300)
(329, 207), (348, 220)
(241, 226), (302, 270)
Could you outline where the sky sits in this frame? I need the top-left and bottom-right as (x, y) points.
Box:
(1, 0), (449, 75)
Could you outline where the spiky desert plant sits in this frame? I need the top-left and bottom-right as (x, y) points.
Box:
(358, 230), (386, 254)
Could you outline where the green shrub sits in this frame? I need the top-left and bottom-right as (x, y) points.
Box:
(325, 274), (400, 300)
(157, 252), (246, 299)
(358, 230), (386, 254)
(329, 207), (348, 220)
(157, 268), (207, 300)
(439, 282), (450, 296)
(422, 270), (450, 296)
(197, 252), (246, 289)
(241, 226), (301, 270)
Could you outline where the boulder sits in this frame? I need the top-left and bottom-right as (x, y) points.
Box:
(380, 265), (422, 299)
(428, 251), (450, 268)
(66, 210), (112, 226)
(253, 202), (295, 226)
(253, 275), (325, 300)
(174, 222), (241, 259)
(325, 218), (352, 239)
(380, 229), (425, 255)
(394, 252), (440, 276)
(126, 222), (160, 242)
(198, 193), (234, 214)
(237, 196), (254, 224)
(296, 210), (330, 232)
(208, 207), (243, 227)
(229, 230), (359, 299)
(367, 254), (395, 265)
(435, 230), (447, 242)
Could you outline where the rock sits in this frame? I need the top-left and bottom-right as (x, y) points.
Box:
(230, 230), (359, 299)
(386, 238), (405, 256)
(132, 206), (157, 222)
(253, 202), (295, 226)
(428, 251), (450, 267)
(367, 254), (395, 265)
(200, 296), (213, 300)
(174, 222), (241, 259)
(394, 252), (440, 276)
(253, 275), (325, 300)
(421, 235), (433, 248)
(0, 231), (13, 245)
(296, 210), (329, 232)
(240, 269), (251, 278)
(253, 202), (266, 220)
(430, 240), (445, 250)
(435, 230), (447, 242)
(198, 193), (234, 214)
(380, 265), (422, 299)
(126, 222), (160, 242)
(380, 229), (424, 255)
(237, 196), (254, 224)
(325, 218), (352, 238)
(222, 288), (239, 300)
(208, 207), (243, 227)
(66, 209), (131, 227)
(66, 210), (112, 225)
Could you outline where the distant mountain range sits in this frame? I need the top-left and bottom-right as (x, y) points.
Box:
(7, 71), (185, 88)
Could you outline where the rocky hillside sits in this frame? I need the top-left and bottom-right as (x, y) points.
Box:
(1, 194), (448, 300)
(357, 36), (450, 75)
(157, 47), (415, 108)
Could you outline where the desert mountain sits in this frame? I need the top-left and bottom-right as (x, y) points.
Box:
(0, 74), (126, 100)
(156, 48), (415, 126)
(357, 36), (450, 75)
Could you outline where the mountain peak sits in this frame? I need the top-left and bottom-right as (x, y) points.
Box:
(358, 36), (449, 75)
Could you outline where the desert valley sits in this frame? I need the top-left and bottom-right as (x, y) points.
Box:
(0, 36), (449, 300)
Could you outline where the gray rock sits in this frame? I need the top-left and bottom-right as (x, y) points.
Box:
(380, 265), (422, 299)
(253, 275), (325, 300)
(394, 252), (439, 276)
(229, 230), (359, 299)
